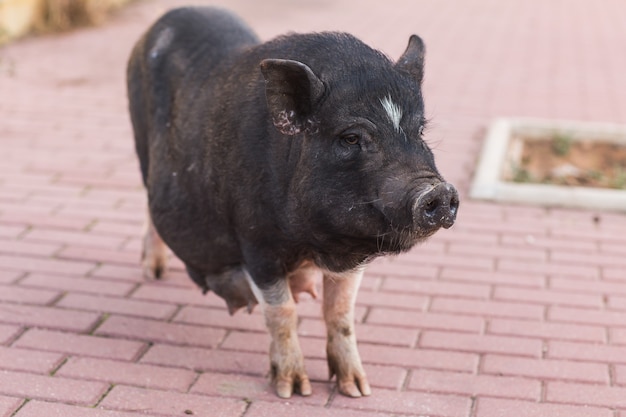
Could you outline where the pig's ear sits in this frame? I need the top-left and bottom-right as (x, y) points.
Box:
(396, 35), (426, 84)
(260, 59), (325, 136)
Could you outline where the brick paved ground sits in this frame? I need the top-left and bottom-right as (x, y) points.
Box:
(1, 0), (626, 416)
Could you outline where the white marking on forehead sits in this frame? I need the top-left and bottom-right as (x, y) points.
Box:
(380, 95), (403, 133)
(149, 27), (174, 60)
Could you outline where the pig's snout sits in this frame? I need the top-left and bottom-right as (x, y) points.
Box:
(414, 182), (459, 230)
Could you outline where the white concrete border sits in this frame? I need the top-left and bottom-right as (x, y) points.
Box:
(470, 118), (626, 212)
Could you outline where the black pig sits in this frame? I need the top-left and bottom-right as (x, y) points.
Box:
(127, 6), (458, 399)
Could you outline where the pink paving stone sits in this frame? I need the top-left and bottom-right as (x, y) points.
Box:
(498, 259), (600, 279)
(89, 264), (145, 282)
(546, 381), (626, 408)
(381, 276), (491, 298)
(140, 343), (268, 375)
(0, 269), (22, 284)
(439, 267), (546, 288)
(604, 267), (626, 281)
(366, 308), (484, 333)
(420, 331), (543, 357)
(190, 372), (330, 406)
(366, 260), (439, 279)
(551, 250), (626, 268)
(19, 273), (135, 296)
(549, 306), (626, 327)
(358, 344), (477, 372)
(173, 305), (267, 332)
(131, 284), (219, 306)
(0, 304), (100, 332)
(612, 365), (626, 386)
(551, 277), (626, 296)
(0, 238), (61, 257)
(454, 219), (548, 236)
(0, 213), (92, 231)
(0, 396), (23, 417)
(448, 242), (547, 261)
(88, 220), (142, 237)
(14, 401), (155, 417)
(56, 293), (177, 320)
(481, 354), (610, 384)
(492, 286), (603, 308)
(57, 246), (138, 266)
(487, 318), (606, 343)
(57, 175), (142, 190)
(14, 329), (145, 361)
(609, 328), (626, 345)
(430, 297), (545, 320)
(95, 315), (227, 348)
(56, 357), (197, 391)
(0, 346), (65, 374)
(607, 295), (626, 311)
(475, 397), (613, 417)
(0, 370), (108, 405)
(500, 234), (598, 252)
(547, 340), (626, 364)
(23, 228), (126, 249)
(246, 401), (394, 417)
(355, 289), (428, 310)
(0, 224), (27, 238)
(394, 252), (495, 271)
(410, 369), (540, 401)
(0, 254), (96, 276)
(99, 385), (247, 416)
(332, 388), (471, 416)
(359, 364), (408, 391)
(0, 324), (22, 344)
(0, 284), (60, 305)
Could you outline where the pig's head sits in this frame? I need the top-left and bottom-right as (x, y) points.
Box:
(260, 34), (459, 264)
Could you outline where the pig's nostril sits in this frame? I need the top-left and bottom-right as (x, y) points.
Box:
(424, 198), (439, 217)
(450, 196), (459, 216)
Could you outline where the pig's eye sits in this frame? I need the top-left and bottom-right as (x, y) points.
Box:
(342, 134), (360, 146)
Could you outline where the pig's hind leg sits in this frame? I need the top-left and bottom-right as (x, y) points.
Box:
(141, 211), (168, 280)
(323, 268), (371, 397)
(245, 273), (312, 399)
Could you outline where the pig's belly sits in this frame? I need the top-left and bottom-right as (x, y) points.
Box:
(205, 259), (322, 314)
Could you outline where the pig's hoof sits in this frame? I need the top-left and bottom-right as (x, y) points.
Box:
(271, 364), (312, 398)
(275, 375), (312, 398)
(141, 252), (167, 280)
(337, 373), (371, 398)
(328, 356), (372, 397)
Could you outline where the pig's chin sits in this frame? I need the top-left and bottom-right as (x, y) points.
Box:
(373, 224), (439, 255)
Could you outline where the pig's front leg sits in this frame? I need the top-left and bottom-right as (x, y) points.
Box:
(247, 276), (312, 398)
(324, 268), (371, 397)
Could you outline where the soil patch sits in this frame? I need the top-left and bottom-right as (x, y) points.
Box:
(505, 134), (626, 189)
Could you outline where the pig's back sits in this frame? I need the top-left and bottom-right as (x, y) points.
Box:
(127, 6), (260, 185)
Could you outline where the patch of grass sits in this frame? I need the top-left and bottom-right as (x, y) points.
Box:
(511, 164), (533, 183)
(611, 166), (626, 189)
(551, 132), (573, 156)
